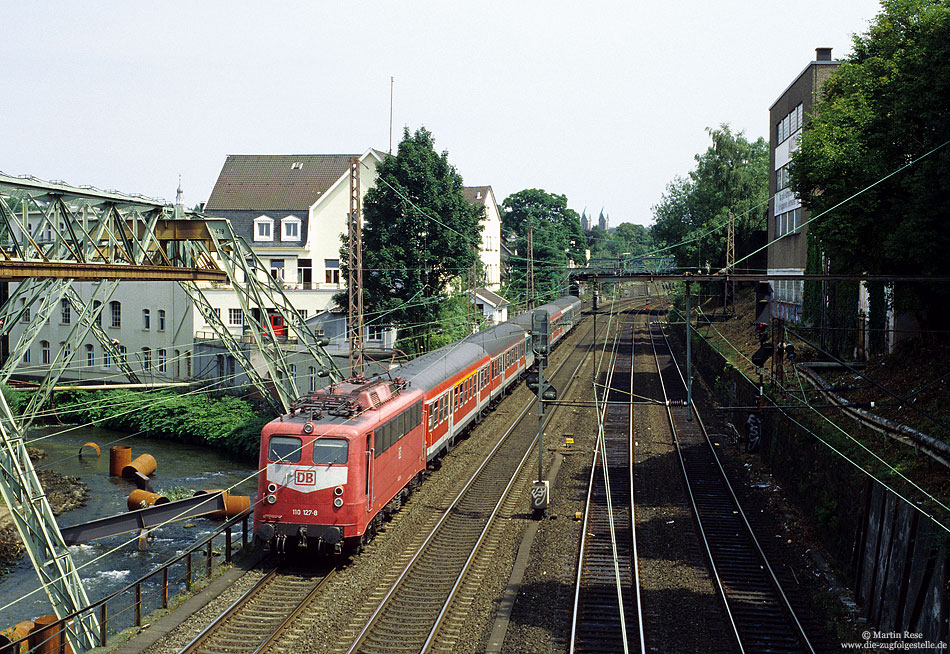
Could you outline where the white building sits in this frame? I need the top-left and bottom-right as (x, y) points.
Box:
(10, 281), (200, 383)
(8, 150), (390, 386)
(462, 186), (502, 291)
(200, 150), (386, 329)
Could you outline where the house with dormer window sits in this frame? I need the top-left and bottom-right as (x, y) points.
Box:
(200, 150), (387, 326)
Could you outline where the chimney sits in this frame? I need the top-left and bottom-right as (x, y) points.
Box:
(476, 191), (482, 200)
(816, 47), (833, 61)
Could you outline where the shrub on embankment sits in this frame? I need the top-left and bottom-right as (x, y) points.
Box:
(1, 387), (269, 460)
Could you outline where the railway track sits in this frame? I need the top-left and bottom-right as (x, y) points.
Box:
(570, 308), (645, 653)
(647, 315), (816, 654)
(177, 565), (334, 654)
(341, 300), (634, 654)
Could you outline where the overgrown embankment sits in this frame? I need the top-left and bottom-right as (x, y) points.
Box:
(2, 388), (270, 461)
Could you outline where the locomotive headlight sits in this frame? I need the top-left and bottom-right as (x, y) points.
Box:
(267, 483), (278, 494)
(333, 497), (343, 508)
(333, 486), (344, 496)
(303, 422), (314, 434)
(266, 494), (277, 504)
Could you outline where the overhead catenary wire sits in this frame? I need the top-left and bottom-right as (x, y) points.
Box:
(0, 292), (593, 621)
(689, 303), (950, 533)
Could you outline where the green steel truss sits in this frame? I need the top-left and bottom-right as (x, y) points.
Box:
(0, 174), (341, 650)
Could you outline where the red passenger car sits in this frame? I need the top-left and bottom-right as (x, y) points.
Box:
(254, 295), (582, 553)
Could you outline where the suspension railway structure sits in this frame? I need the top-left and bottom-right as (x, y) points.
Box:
(0, 172), (341, 651)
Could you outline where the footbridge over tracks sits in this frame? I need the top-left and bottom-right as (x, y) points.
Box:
(0, 172), (342, 651)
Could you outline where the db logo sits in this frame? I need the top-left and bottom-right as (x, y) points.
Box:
(294, 470), (316, 486)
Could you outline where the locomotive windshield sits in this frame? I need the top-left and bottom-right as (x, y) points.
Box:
(268, 436), (302, 463)
(313, 438), (348, 465)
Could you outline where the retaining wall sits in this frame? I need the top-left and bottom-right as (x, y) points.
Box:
(677, 322), (948, 642)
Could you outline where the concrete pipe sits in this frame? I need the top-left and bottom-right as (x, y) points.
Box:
(122, 453), (157, 478)
(128, 489), (169, 511)
(78, 442), (100, 458)
(109, 445), (132, 476)
(28, 616), (71, 654)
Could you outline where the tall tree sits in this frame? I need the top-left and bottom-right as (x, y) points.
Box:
(501, 189), (585, 308)
(345, 127), (483, 354)
(792, 0), (950, 328)
(650, 125), (768, 270)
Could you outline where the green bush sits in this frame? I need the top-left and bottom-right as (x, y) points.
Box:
(4, 388), (269, 460)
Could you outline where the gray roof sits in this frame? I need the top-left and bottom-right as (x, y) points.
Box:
(462, 186), (493, 205)
(205, 154), (358, 211)
(473, 287), (508, 308)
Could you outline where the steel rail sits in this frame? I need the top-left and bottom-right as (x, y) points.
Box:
(345, 301), (614, 654)
(570, 303), (623, 651)
(646, 319), (745, 652)
(250, 569), (337, 654)
(657, 325), (816, 654)
(569, 300), (651, 654)
(648, 317), (816, 654)
(177, 566), (335, 654)
(178, 567), (279, 654)
(423, 300), (630, 653)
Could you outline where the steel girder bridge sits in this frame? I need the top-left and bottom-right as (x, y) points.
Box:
(0, 173), (342, 651)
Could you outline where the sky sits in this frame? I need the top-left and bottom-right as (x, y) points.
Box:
(1, 1), (883, 227)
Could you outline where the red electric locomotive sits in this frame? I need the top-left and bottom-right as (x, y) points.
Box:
(254, 296), (581, 553)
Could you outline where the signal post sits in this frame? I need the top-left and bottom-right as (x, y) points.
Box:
(528, 309), (557, 515)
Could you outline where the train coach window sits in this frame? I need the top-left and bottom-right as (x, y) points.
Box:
(268, 436), (302, 463)
(313, 438), (348, 465)
(411, 402), (421, 428)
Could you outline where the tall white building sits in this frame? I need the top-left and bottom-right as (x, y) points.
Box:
(462, 186), (502, 291)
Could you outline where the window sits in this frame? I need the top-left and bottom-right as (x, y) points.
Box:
(313, 439), (348, 465)
(119, 345), (128, 364)
(297, 259), (312, 288)
(325, 259), (340, 284)
(367, 324), (383, 341)
(281, 216), (301, 242)
(228, 308), (244, 326)
(110, 301), (121, 328)
(142, 348), (152, 372)
(61, 299), (70, 324)
(142, 309), (150, 330)
(93, 300), (101, 326)
(270, 259), (285, 281)
(186, 351), (191, 377)
(254, 216), (273, 242)
(62, 342), (70, 359)
(41, 341), (50, 365)
(158, 349), (167, 373)
(776, 103), (804, 144)
(776, 164), (790, 192)
(775, 207), (803, 237)
(174, 350), (181, 377)
(158, 309), (166, 331)
(308, 366), (316, 393)
(268, 436), (302, 463)
(22, 349), (29, 364)
(298, 309), (308, 320)
(289, 364), (296, 379)
(85, 344), (94, 368)
(103, 347), (111, 369)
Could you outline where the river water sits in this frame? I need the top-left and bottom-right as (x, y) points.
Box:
(0, 424), (258, 630)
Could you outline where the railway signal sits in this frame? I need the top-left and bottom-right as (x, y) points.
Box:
(754, 281), (772, 328)
(530, 309), (552, 514)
